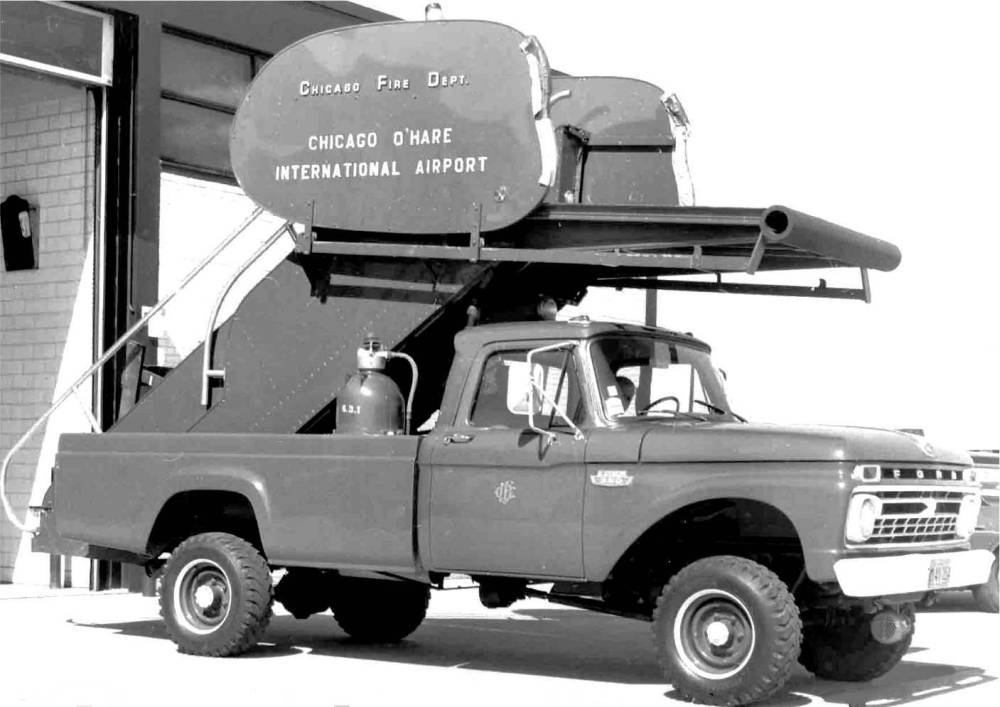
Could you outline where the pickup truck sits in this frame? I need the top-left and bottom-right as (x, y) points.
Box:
(42, 319), (993, 706)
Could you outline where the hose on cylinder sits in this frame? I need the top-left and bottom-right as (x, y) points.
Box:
(387, 351), (418, 434)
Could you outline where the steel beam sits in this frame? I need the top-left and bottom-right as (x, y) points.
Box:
(597, 277), (869, 301)
(307, 239), (751, 271)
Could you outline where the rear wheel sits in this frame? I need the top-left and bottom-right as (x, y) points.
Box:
(275, 568), (336, 619)
(331, 577), (429, 642)
(652, 556), (801, 706)
(799, 604), (913, 681)
(972, 554), (999, 613)
(159, 532), (272, 656)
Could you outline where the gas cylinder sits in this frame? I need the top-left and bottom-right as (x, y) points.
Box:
(335, 337), (405, 435)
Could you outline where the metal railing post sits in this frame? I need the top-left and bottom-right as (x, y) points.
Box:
(201, 222), (296, 406)
(1, 207), (266, 534)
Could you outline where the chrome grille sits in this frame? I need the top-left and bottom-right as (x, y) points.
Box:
(871, 515), (957, 542)
(863, 488), (965, 546)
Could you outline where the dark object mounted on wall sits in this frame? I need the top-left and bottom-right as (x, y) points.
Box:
(1, 194), (36, 271)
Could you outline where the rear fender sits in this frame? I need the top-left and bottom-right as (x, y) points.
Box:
(149, 468), (272, 549)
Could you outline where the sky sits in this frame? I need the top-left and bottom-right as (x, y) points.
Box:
(363, 0), (999, 450)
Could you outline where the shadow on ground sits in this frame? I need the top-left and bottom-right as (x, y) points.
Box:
(76, 606), (995, 705)
(917, 589), (996, 614)
(784, 660), (995, 707)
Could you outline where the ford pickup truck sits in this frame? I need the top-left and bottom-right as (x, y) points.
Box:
(40, 320), (992, 706)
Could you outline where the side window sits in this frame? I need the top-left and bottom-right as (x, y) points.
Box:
(470, 349), (586, 428)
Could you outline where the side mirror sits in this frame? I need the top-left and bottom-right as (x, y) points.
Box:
(507, 368), (541, 415)
(719, 368), (728, 381)
(525, 341), (584, 441)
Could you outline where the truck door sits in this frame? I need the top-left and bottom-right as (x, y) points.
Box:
(427, 345), (588, 578)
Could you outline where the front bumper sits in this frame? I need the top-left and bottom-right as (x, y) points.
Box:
(834, 549), (994, 597)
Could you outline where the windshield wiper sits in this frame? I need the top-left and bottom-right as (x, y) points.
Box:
(693, 399), (747, 423)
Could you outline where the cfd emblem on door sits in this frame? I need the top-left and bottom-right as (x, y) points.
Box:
(494, 480), (517, 505)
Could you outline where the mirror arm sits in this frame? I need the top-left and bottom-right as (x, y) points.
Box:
(528, 379), (584, 440)
(526, 341), (585, 441)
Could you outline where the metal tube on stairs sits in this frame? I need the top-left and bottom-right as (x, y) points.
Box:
(1, 207), (267, 534)
(201, 222), (297, 406)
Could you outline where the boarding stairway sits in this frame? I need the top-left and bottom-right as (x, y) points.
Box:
(1, 73), (902, 534)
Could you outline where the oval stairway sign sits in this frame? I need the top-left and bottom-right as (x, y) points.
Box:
(230, 20), (552, 234)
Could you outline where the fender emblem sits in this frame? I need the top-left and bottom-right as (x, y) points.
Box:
(494, 480), (517, 505)
(590, 469), (634, 488)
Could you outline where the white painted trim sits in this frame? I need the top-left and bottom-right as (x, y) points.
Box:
(99, 8), (115, 85)
(0, 55), (111, 87)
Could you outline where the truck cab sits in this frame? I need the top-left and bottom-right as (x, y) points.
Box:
(426, 320), (734, 578)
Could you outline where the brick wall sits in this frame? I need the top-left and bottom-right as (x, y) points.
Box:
(0, 84), (96, 584)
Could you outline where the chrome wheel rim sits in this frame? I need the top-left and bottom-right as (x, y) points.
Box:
(673, 588), (756, 680)
(173, 558), (232, 635)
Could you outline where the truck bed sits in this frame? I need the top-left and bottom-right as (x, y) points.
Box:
(52, 432), (421, 573)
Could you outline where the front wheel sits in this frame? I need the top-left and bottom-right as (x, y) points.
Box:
(652, 556), (802, 706)
(159, 532), (273, 656)
(799, 604), (913, 681)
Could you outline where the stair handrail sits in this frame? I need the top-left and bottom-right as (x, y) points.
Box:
(201, 221), (297, 406)
(1, 206), (266, 534)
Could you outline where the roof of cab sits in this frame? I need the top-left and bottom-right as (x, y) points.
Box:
(453, 320), (710, 352)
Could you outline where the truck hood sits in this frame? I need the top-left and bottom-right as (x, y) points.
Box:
(586, 421), (972, 466)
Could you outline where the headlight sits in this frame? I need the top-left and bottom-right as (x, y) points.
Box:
(846, 493), (881, 543)
(955, 494), (982, 538)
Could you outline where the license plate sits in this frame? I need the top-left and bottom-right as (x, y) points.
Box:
(927, 558), (952, 589)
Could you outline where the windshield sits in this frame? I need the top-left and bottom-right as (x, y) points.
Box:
(589, 335), (733, 421)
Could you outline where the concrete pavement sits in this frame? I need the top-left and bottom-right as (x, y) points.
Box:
(1, 585), (997, 707)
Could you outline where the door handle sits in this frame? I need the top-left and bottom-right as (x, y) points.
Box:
(444, 433), (475, 444)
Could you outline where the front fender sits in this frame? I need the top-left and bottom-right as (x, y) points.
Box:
(583, 460), (852, 582)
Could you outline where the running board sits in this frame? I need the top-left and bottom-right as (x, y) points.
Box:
(523, 587), (652, 622)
